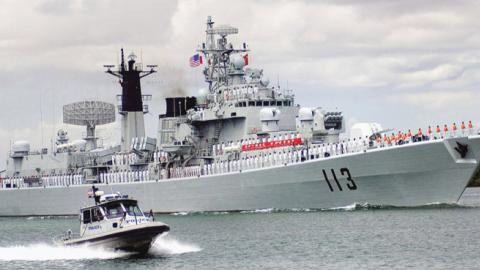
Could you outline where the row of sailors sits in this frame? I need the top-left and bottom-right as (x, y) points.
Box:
(212, 133), (302, 156)
(168, 166), (202, 179)
(379, 121), (476, 146)
(42, 174), (84, 187)
(112, 151), (170, 166)
(1, 177), (25, 189)
(111, 153), (139, 166)
(130, 136), (152, 151)
(211, 143), (366, 173)
(99, 170), (150, 183)
(1, 174), (85, 189)
(170, 142), (369, 179)
(223, 86), (259, 101)
(153, 151), (169, 163)
(424, 121), (475, 138)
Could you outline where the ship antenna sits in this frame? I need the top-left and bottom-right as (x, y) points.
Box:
(40, 89), (45, 148)
(120, 48), (125, 73)
(206, 16), (214, 49)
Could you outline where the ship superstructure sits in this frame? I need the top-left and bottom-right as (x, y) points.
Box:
(157, 16), (343, 173)
(1, 17), (480, 216)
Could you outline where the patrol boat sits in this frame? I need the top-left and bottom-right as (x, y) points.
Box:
(1, 16), (480, 216)
(56, 187), (169, 253)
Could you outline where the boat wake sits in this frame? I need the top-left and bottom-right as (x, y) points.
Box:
(0, 243), (130, 261)
(167, 202), (475, 216)
(24, 215), (73, 220)
(322, 202), (473, 211)
(149, 235), (202, 255)
(0, 236), (201, 261)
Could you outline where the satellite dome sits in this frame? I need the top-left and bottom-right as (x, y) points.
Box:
(260, 108), (281, 121)
(298, 107), (314, 121)
(12, 141), (30, 153)
(230, 55), (245, 70)
(57, 129), (67, 137)
(260, 78), (270, 87)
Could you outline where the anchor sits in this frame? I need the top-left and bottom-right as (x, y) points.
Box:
(454, 141), (468, 158)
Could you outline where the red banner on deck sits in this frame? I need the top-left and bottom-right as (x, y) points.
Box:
(241, 138), (302, 151)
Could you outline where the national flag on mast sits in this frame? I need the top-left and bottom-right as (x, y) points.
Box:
(189, 53), (203, 67)
(243, 53), (249, 66)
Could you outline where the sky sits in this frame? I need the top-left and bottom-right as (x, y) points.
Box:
(0, 0), (479, 168)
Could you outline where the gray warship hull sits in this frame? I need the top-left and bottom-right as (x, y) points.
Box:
(1, 136), (479, 216)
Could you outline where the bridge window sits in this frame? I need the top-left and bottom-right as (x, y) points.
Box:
(105, 203), (124, 219)
(123, 201), (144, 217)
(83, 210), (91, 224)
(92, 208), (104, 222)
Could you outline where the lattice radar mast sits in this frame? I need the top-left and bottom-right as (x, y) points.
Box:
(197, 16), (249, 93)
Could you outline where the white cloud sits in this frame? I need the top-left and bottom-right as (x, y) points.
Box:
(387, 90), (478, 109)
(0, 0), (480, 167)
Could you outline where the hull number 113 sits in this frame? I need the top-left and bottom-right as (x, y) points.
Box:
(322, 168), (357, 192)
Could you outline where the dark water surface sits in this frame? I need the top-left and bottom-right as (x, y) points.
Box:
(1, 188), (480, 270)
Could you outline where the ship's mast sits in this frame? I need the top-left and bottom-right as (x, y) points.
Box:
(197, 16), (249, 94)
(104, 49), (157, 151)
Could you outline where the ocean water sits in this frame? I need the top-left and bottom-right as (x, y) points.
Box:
(2, 189), (480, 270)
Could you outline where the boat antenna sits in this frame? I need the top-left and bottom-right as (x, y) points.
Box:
(91, 185), (100, 205)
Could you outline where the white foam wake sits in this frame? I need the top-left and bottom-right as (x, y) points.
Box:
(329, 202), (363, 211)
(150, 236), (202, 255)
(0, 243), (129, 261)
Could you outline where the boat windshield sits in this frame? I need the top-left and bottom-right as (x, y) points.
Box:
(104, 202), (124, 218)
(122, 201), (144, 217)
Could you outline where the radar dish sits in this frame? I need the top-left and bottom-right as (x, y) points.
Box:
(207, 25), (238, 36)
(63, 101), (115, 127)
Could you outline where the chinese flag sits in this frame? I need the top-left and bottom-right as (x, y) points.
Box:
(243, 54), (249, 65)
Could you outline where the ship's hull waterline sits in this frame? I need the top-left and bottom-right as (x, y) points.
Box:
(1, 136), (480, 216)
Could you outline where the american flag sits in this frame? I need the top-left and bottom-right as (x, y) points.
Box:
(189, 53), (203, 67)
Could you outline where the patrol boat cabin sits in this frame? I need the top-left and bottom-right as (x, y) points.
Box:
(81, 193), (149, 233)
(58, 187), (169, 253)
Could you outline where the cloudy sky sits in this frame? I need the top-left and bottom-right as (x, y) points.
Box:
(1, 0), (479, 167)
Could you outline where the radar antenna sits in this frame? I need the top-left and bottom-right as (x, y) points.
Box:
(63, 101), (116, 150)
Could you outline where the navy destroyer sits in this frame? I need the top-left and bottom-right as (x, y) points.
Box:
(1, 16), (480, 216)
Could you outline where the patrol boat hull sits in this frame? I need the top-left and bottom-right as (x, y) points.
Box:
(1, 136), (480, 216)
(64, 223), (169, 253)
